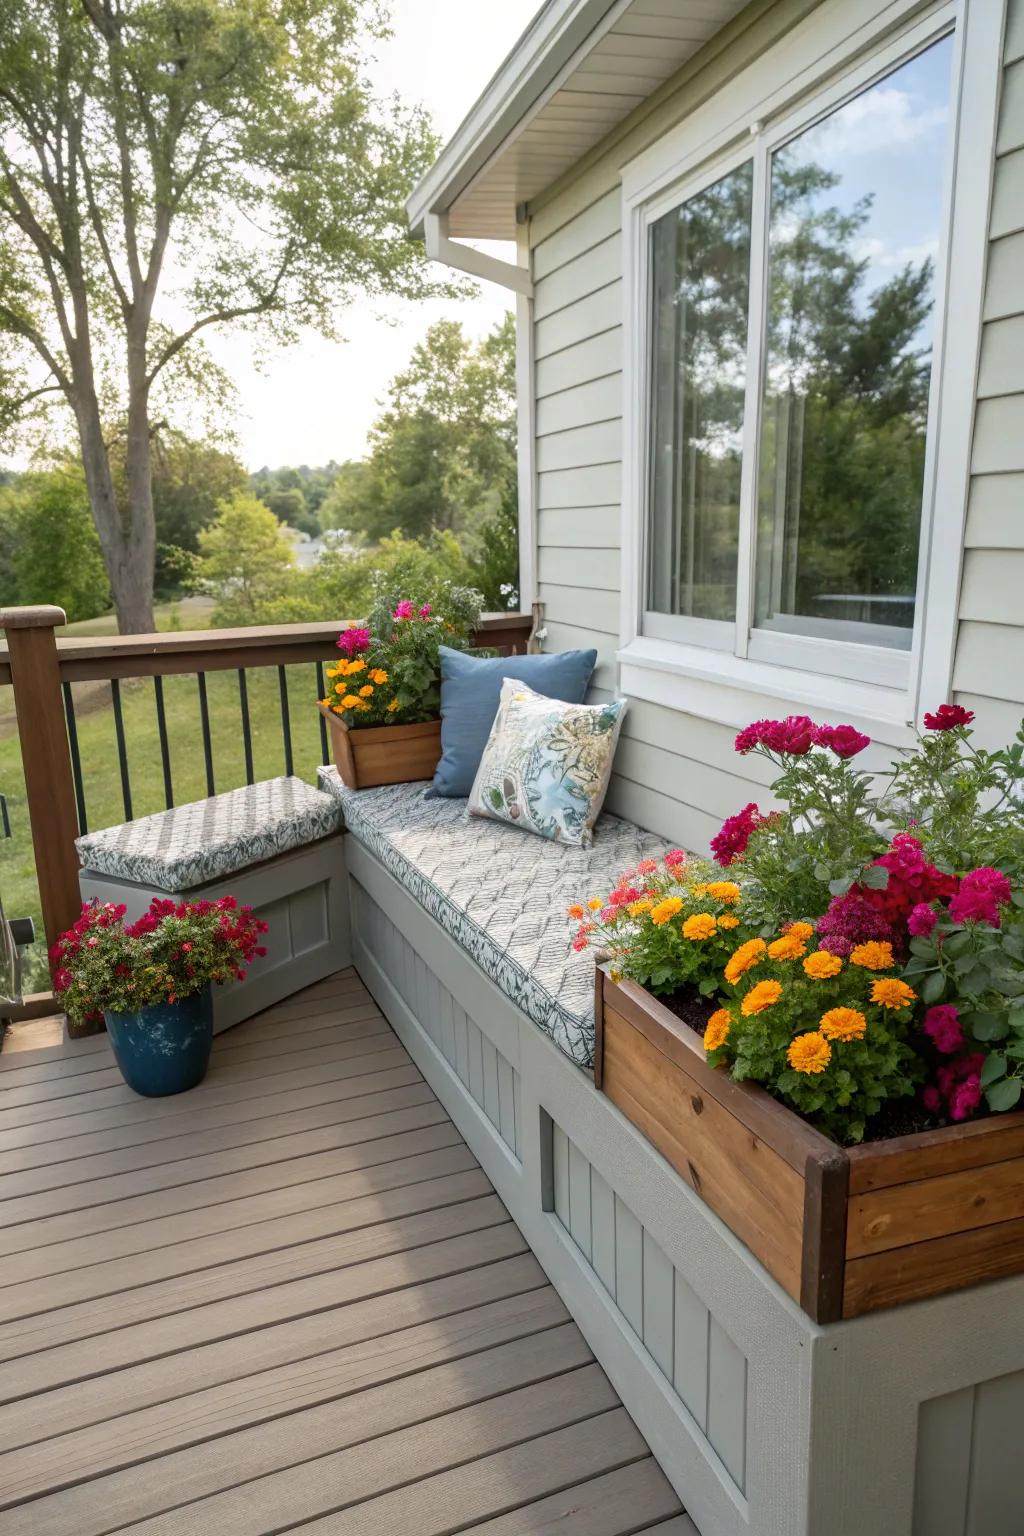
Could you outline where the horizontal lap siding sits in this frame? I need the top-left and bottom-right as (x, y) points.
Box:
(953, 5), (1024, 730)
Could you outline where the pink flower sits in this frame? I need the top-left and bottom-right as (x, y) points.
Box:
(908, 902), (938, 938)
(923, 703), (975, 732)
(710, 803), (763, 867)
(950, 1073), (982, 1122)
(922, 1085), (942, 1113)
(609, 885), (641, 907)
(923, 1004), (963, 1055)
(598, 906), (618, 924)
(813, 723), (871, 759)
(948, 866), (1011, 928)
(663, 849), (686, 868)
(337, 626), (370, 658)
(393, 600), (415, 620)
(735, 716), (815, 756)
(418, 603), (432, 618)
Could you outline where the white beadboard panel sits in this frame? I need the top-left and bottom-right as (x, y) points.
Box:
(538, 504), (621, 548)
(536, 373), (623, 437)
(536, 329), (622, 398)
(965, 473), (1024, 546)
(971, 395), (1024, 473)
(550, 1120), (747, 1493)
(983, 232), (1024, 320)
(538, 462), (622, 509)
(356, 883), (520, 1159)
(991, 147), (1024, 239)
(977, 314), (1024, 397)
(997, 58), (1024, 156)
(536, 421), (622, 474)
(605, 774), (723, 853)
(534, 234), (622, 322)
(913, 1368), (1024, 1536)
(958, 548), (1024, 624)
(1009, 0), (1024, 66)
(539, 582), (620, 636)
(533, 188), (621, 280)
(538, 545), (620, 592)
(954, 622), (1024, 702)
(535, 280), (623, 359)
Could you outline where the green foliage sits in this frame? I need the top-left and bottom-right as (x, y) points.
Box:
(0, 462), (109, 622)
(143, 437), (248, 596)
(195, 491), (297, 625)
(707, 938), (921, 1144)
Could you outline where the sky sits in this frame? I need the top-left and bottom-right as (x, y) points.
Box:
(207, 0), (541, 473)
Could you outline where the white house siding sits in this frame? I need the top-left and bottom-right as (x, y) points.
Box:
(528, 0), (1018, 851)
(953, 0), (1024, 749)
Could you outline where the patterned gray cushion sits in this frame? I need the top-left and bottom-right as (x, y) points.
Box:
(76, 777), (343, 892)
(318, 769), (670, 1069)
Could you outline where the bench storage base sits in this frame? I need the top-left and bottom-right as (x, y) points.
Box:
(345, 831), (1024, 1536)
(80, 835), (350, 1033)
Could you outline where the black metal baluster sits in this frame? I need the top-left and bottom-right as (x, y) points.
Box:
(316, 661), (329, 765)
(278, 666), (294, 777)
(110, 678), (133, 820)
(238, 668), (254, 785)
(196, 672), (215, 796)
(62, 681), (88, 833)
(153, 675), (173, 808)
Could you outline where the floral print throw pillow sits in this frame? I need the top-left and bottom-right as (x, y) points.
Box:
(467, 679), (626, 845)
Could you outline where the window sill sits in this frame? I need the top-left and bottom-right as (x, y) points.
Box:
(617, 636), (918, 748)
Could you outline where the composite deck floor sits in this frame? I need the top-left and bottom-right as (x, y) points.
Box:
(0, 969), (691, 1535)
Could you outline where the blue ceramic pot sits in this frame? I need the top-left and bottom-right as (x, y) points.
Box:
(104, 987), (214, 1097)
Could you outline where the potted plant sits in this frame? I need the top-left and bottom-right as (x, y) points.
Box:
(574, 707), (1024, 1321)
(50, 896), (268, 1095)
(318, 579), (483, 790)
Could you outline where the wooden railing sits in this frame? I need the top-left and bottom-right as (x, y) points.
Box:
(0, 606), (535, 963)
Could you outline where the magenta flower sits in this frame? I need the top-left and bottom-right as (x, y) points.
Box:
(923, 1004), (964, 1055)
(948, 866), (1012, 928)
(923, 703), (975, 731)
(710, 802), (763, 866)
(337, 625), (370, 658)
(817, 723), (871, 759)
(922, 1085), (942, 1113)
(419, 603), (432, 618)
(817, 889), (898, 957)
(393, 600), (415, 620)
(950, 1073), (982, 1122)
(908, 902), (938, 938)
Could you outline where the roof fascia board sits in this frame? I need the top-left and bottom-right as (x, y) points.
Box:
(406, 0), (621, 233)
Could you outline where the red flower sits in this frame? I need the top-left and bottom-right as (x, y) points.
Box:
(813, 723), (871, 759)
(948, 866), (1011, 928)
(710, 802), (763, 867)
(923, 703), (975, 731)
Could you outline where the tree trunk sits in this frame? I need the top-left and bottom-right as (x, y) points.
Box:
(73, 365), (157, 635)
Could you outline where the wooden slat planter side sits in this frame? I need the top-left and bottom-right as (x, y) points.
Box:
(595, 970), (1024, 1323)
(594, 973), (848, 1321)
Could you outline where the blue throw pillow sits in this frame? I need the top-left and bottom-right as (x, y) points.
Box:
(427, 645), (597, 798)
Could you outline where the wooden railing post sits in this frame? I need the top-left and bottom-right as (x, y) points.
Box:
(1, 606), (82, 957)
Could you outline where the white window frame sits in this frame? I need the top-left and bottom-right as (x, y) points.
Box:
(618, 0), (1004, 745)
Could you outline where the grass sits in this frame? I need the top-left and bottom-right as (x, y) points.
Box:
(1, 603), (331, 991)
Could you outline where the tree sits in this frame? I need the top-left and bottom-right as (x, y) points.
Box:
(324, 315), (518, 549)
(0, 0), (445, 632)
(0, 462), (109, 621)
(195, 490), (295, 625)
(139, 435), (247, 596)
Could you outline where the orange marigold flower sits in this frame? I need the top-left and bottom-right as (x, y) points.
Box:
(628, 898), (653, 917)
(871, 977), (917, 1010)
(682, 912), (717, 941)
(368, 668), (389, 685)
(690, 883), (709, 898)
(787, 1031), (832, 1074)
(587, 898), (604, 912)
(768, 934), (807, 961)
(704, 1009), (731, 1052)
(567, 904), (586, 920)
(340, 694), (362, 709)
(358, 684), (374, 698)
(724, 937), (767, 985)
(820, 1007), (867, 1041)
(803, 950), (843, 979)
(706, 881), (741, 905)
(609, 968), (623, 985)
(346, 658), (366, 674)
(787, 922), (815, 942)
(741, 979), (783, 1016)
(850, 941), (895, 971)
(387, 698), (399, 712)
(718, 913), (740, 930)
(651, 895), (684, 926)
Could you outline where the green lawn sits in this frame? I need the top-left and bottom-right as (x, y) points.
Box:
(1, 607), (332, 991)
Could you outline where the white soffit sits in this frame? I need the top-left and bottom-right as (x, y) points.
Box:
(408, 0), (748, 241)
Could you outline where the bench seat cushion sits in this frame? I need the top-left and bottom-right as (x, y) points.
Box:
(318, 769), (669, 1068)
(76, 777), (344, 893)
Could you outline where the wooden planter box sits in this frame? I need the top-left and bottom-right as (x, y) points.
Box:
(318, 704), (441, 790)
(595, 969), (1024, 1322)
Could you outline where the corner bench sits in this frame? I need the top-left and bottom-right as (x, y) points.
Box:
(321, 768), (1024, 1536)
(77, 776), (349, 1032)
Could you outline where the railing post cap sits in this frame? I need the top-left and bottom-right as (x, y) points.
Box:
(0, 605), (67, 630)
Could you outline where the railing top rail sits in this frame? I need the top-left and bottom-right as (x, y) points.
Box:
(0, 612), (534, 685)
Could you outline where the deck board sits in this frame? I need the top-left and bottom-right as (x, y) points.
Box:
(0, 969), (684, 1533)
